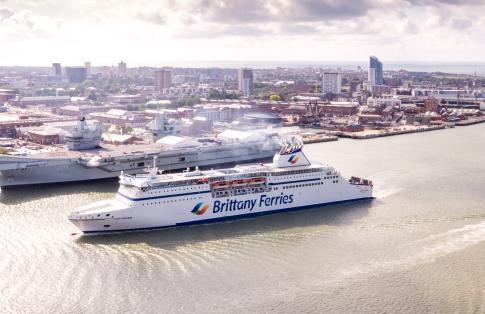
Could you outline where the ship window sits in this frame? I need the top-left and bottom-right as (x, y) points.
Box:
(137, 162), (145, 167)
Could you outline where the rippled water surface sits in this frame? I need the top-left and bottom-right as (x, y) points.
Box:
(2, 124), (485, 313)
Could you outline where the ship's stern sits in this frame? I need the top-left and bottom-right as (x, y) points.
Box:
(348, 176), (373, 200)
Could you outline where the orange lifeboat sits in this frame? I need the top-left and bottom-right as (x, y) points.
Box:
(212, 181), (230, 188)
(231, 179), (247, 186)
(196, 178), (209, 184)
(249, 177), (266, 185)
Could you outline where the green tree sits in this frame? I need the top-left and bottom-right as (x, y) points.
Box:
(269, 94), (281, 101)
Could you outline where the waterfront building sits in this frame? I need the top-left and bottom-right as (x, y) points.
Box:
(193, 103), (252, 122)
(65, 67), (87, 83)
(208, 78), (224, 89)
(154, 69), (172, 91)
(118, 61), (127, 74)
(322, 72), (342, 94)
(107, 94), (142, 104)
(52, 63), (62, 76)
(18, 128), (61, 145)
(235, 112), (283, 128)
(238, 68), (253, 97)
(89, 109), (152, 128)
(424, 97), (439, 113)
(84, 62), (91, 75)
(15, 96), (71, 107)
(0, 89), (17, 102)
(367, 96), (401, 108)
(369, 56), (383, 85)
(366, 84), (391, 96)
(59, 105), (126, 117)
(319, 102), (359, 117)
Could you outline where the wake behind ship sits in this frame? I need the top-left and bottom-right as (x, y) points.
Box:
(69, 140), (373, 234)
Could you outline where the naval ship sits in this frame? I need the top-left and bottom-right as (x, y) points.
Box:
(68, 139), (373, 234)
(0, 119), (281, 188)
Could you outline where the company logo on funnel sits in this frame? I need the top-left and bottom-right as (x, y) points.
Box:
(288, 154), (300, 164)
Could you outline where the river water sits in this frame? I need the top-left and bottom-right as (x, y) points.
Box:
(2, 124), (485, 313)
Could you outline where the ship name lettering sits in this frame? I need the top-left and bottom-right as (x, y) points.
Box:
(259, 193), (294, 207)
(212, 199), (257, 213)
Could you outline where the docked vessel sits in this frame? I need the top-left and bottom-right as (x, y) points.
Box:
(68, 140), (373, 234)
(66, 118), (103, 150)
(147, 113), (182, 140)
(0, 130), (280, 187)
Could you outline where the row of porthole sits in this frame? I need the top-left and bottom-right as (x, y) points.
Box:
(282, 182), (324, 189)
(137, 196), (203, 207)
(274, 175), (318, 181)
(143, 186), (204, 194)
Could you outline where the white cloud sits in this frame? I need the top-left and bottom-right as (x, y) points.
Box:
(1, 0), (485, 65)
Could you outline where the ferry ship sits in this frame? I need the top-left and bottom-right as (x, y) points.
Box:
(68, 140), (373, 234)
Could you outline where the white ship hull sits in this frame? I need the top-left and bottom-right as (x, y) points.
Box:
(69, 159), (373, 234)
(72, 195), (373, 235)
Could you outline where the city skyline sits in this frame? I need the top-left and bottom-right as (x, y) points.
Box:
(1, 0), (485, 66)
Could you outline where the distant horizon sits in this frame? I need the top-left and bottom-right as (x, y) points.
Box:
(2, 60), (485, 75)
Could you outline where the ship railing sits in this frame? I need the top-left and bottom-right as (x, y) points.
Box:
(211, 183), (267, 198)
(349, 176), (373, 186)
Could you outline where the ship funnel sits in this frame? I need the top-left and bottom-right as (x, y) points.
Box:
(273, 137), (310, 168)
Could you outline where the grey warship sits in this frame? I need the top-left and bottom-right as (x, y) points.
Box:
(0, 122), (281, 187)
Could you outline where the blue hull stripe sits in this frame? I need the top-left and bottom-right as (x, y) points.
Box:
(82, 197), (374, 234)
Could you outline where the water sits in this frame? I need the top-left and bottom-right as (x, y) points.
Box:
(2, 124), (485, 313)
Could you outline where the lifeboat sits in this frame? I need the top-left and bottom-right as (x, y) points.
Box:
(231, 179), (248, 186)
(248, 177), (266, 185)
(196, 178), (209, 184)
(212, 181), (230, 188)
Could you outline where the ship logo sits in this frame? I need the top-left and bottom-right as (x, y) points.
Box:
(288, 154), (300, 164)
(191, 202), (210, 215)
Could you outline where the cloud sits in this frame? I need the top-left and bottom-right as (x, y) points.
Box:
(165, 0), (386, 25)
(177, 23), (271, 38)
(406, 0), (483, 5)
(139, 11), (166, 25)
(279, 23), (319, 35)
(405, 20), (419, 33)
(195, 0), (273, 24)
(283, 0), (381, 21)
(452, 18), (473, 29)
(0, 7), (14, 20)
(2, 0), (485, 65)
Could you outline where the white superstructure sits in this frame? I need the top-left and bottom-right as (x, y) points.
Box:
(69, 140), (373, 234)
(66, 118), (102, 150)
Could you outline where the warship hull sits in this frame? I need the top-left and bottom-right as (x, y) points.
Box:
(0, 145), (277, 187)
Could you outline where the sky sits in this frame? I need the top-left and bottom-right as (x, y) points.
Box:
(0, 0), (484, 67)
